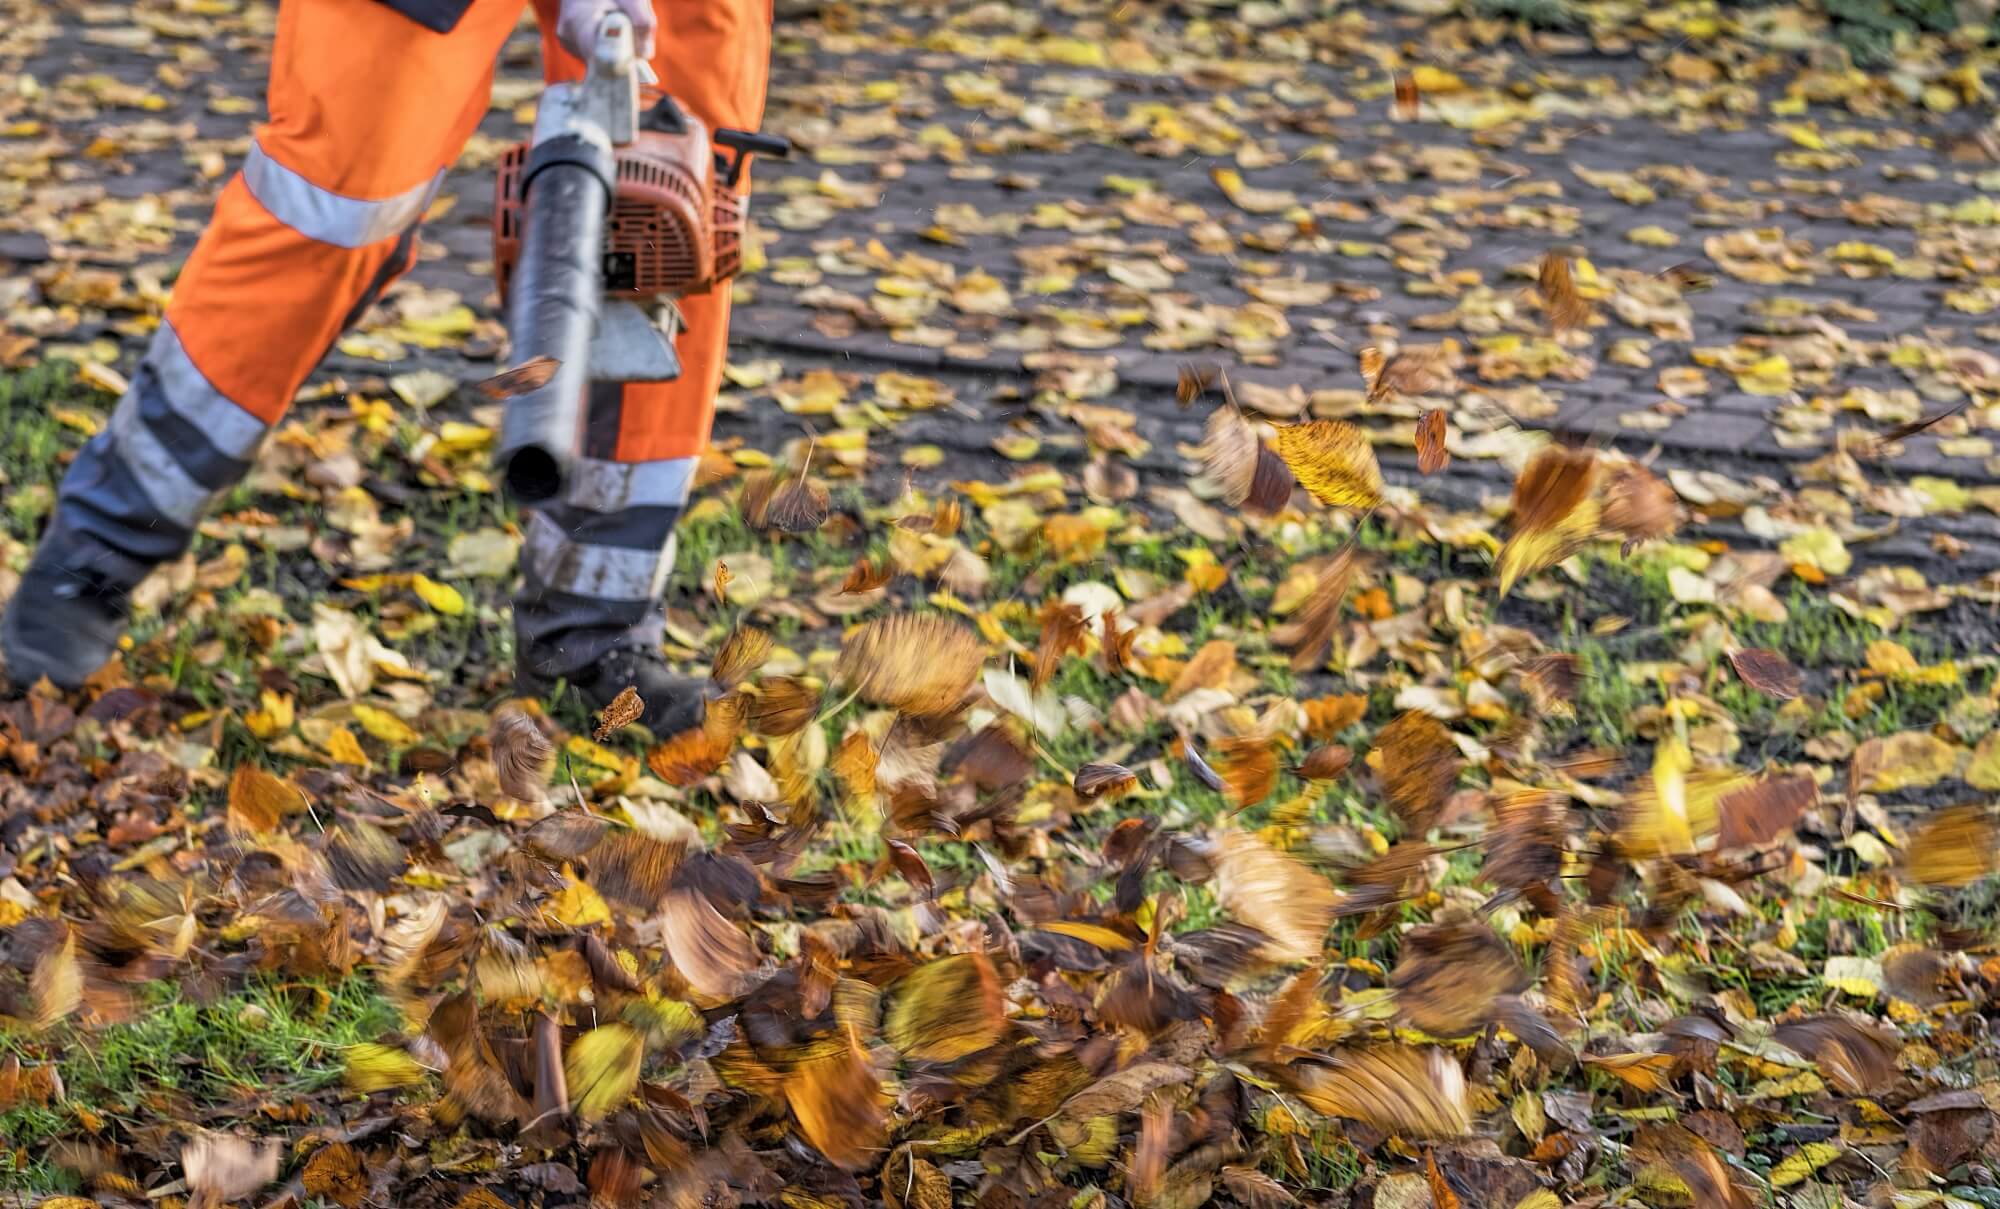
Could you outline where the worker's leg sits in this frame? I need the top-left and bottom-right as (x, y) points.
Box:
(2, 0), (523, 690)
(514, 0), (770, 730)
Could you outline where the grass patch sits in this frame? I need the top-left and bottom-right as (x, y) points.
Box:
(0, 975), (400, 1194)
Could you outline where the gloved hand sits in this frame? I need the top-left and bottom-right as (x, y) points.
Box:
(556, 0), (657, 64)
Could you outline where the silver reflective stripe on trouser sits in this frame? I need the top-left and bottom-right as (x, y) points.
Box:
(106, 321), (270, 528)
(524, 513), (680, 602)
(241, 140), (443, 249)
(521, 456), (698, 602)
(564, 456), (699, 514)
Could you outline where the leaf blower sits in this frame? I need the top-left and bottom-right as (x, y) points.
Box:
(490, 11), (788, 503)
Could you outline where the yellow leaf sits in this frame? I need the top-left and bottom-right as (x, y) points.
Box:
(1823, 955), (1882, 998)
(1512, 1194), (1562, 1209)
(1496, 498), (1600, 597)
(1036, 921), (1137, 951)
(352, 704), (421, 748)
(1770, 1141), (1842, 1187)
(564, 1023), (643, 1121)
(1966, 730), (2000, 791)
(410, 574), (465, 616)
(547, 865), (612, 928)
(242, 689), (295, 740)
(1780, 527), (1852, 576)
(325, 726), (370, 768)
(344, 1042), (429, 1092)
(1863, 731), (1962, 792)
(1273, 420), (1384, 510)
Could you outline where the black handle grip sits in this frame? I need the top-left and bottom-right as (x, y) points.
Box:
(713, 128), (791, 186)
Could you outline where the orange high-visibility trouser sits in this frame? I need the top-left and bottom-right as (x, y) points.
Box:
(167, 0), (770, 467)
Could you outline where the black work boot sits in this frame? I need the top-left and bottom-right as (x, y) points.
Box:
(511, 458), (713, 736)
(1, 554), (135, 692)
(516, 639), (718, 736)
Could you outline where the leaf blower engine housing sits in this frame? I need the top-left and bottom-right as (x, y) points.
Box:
(493, 94), (777, 303)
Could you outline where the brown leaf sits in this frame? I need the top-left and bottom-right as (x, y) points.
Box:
(1414, 410), (1450, 475)
(1199, 405), (1262, 508)
(29, 928), (81, 1031)
(883, 838), (935, 899)
(1602, 461), (1679, 547)
(1579, 1051), (1678, 1093)
(1214, 831), (1339, 962)
(1538, 250), (1593, 331)
(1298, 744), (1352, 781)
(1056, 1059), (1191, 1122)
(301, 1142), (367, 1209)
(1245, 445), (1298, 515)
(764, 478), (831, 533)
(1483, 789), (1566, 908)
(1542, 909), (1590, 1018)
(523, 809), (612, 860)
(1214, 736), (1279, 810)
(1773, 1015), (1900, 1095)
(1270, 548), (1357, 673)
(1375, 710), (1464, 833)
(1273, 420), (1383, 510)
(593, 685), (645, 742)
(712, 626), (772, 690)
(784, 1029), (885, 1170)
(227, 764), (305, 836)
(490, 706), (554, 804)
(1631, 1126), (1754, 1209)
(1290, 1046), (1471, 1138)
(1177, 361), (1222, 408)
(1390, 920), (1528, 1036)
(1034, 601), (1089, 690)
(1075, 761), (1139, 802)
(746, 676), (821, 737)
(1881, 946), (1958, 1008)
(1716, 772), (1816, 848)
(474, 355), (560, 401)
(647, 692), (746, 786)
(836, 614), (984, 716)
(1392, 72), (1421, 121)
(1728, 648), (1802, 700)
(1167, 639), (1238, 702)
(1511, 444), (1600, 535)
(1220, 1165), (1300, 1209)
(589, 830), (692, 911)
(841, 557), (894, 594)
(1362, 345), (1452, 402)
(1876, 399), (1970, 448)
(660, 886), (761, 1003)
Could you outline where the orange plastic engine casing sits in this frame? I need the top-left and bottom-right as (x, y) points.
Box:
(494, 105), (745, 304)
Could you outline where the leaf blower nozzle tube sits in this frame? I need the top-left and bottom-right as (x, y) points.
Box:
(497, 135), (615, 504)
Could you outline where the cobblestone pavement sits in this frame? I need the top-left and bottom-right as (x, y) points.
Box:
(5, 0), (2000, 572)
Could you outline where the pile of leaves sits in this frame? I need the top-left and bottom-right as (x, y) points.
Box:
(5, 329), (2000, 1209)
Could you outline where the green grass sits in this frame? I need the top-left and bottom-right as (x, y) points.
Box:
(0, 975), (400, 1194)
(0, 362), (92, 547)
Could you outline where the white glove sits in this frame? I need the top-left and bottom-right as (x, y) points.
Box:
(556, 0), (657, 64)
